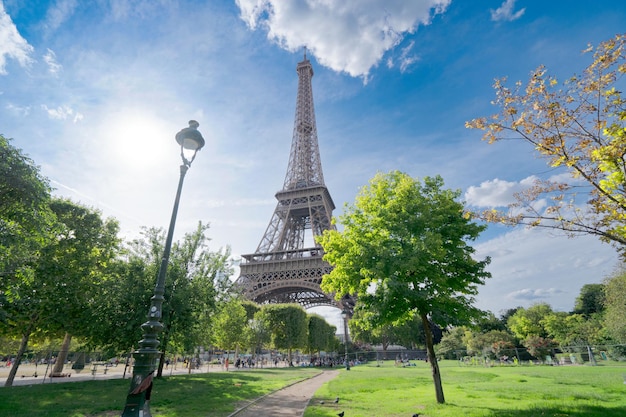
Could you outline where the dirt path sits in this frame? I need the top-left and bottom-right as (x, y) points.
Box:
(228, 370), (339, 417)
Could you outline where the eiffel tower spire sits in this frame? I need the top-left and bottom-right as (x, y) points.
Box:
(254, 52), (335, 256)
(235, 53), (338, 308)
(283, 51), (325, 190)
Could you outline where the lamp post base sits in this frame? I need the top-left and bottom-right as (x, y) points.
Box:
(121, 352), (158, 417)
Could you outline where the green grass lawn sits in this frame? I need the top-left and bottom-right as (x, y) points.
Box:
(1, 361), (625, 417)
(0, 367), (320, 417)
(306, 360), (626, 417)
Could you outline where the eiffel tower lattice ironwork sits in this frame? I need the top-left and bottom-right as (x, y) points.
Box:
(236, 52), (340, 309)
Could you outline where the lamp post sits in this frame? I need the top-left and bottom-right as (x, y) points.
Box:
(121, 120), (205, 417)
(341, 309), (350, 371)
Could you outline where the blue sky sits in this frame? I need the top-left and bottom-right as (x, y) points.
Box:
(1, 0), (624, 327)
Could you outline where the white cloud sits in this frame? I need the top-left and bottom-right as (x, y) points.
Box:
(465, 176), (539, 207)
(43, 48), (62, 74)
(0, 2), (34, 74)
(474, 227), (619, 314)
(236, 0), (450, 79)
(398, 40), (419, 72)
(41, 104), (84, 123)
(5, 103), (31, 117)
(507, 287), (562, 302)
(490, 0), (526, 22)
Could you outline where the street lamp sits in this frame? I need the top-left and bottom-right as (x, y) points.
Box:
(341, 309), (350, 371)
(121, 120), (205, 417)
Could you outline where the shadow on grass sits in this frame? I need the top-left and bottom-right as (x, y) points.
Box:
(0, 368), (316, 417)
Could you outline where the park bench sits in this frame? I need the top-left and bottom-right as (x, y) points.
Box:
(90, 361), (110, 376)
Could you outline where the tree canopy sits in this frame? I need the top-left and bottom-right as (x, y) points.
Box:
(466, 33), (626, 257)
(603, 267), (626, 343)
(259, 304), (308, 363)
(573, 283), (605, 316)
(0, 135), (54, 290)
(2, 198), (120, 386)
(318, 171), (491, 404)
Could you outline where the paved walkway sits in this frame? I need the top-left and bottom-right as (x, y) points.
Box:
(0, 363), (209, 387)
(228, 370), (339, 417)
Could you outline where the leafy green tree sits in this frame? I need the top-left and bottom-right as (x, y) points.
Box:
(506, 303), (553, 340)
(1, 136), (55, 335)
(249, 312), (271, 357)
(157, 222), (226, 375)
(211, 299), (249, 360)
(306, 314), (336, 356)
(260, 304), (307, 364)
(435, 326), (467, 360)
(84, 253), (155, 354)
(522, 336), (555, 360)
(542, 312), (605, 347)
(83, 222), (229, 376)
(2, 199), (120, 386)
(348, 308), (397, 353)
(573, 283), (605, 316)
(474, 312), (508, 333)
(350, 308), (439, 352)
(466, 34), (626, 256)
(319, 171), (491, 404)
(242, 300), (261, 321)
(603, 267), (626, 343)
(463, 330), (515, 359)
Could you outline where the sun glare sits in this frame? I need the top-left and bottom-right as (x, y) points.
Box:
(105, 113), (173, 169)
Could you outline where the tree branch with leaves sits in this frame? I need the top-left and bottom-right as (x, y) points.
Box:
(466, 33), (626, 256)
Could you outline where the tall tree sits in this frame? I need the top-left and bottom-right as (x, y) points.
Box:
(260, 304), (308, 365)
(2, 198), (120, 386)
(466, 34), (626, 256)
(157, 222), (226, 376)
(435, 326), (467, 360)
(211, 299), (249, 360)
(319, 171), (491, 404)
(573, 283), (605, 316)
(83, 253), (155, 355)
(463, 330), (515, 358)
(306, 314), (336, 356)
(506, 302), (553, 340)
(84, 223), (227, 376)
(603, 267), (626, 343)
(0, 136), (55, 330)
(542, 312), (605, 347)
(249, 312), (271, 358)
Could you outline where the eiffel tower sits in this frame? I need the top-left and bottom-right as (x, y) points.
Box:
(236, 52), (342, 309)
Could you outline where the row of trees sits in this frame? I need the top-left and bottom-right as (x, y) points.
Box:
(212, 300), (338, 365)
(0, 134), (229, 386)
(1, 134), (339, 387)
(435, 274), (626, 362)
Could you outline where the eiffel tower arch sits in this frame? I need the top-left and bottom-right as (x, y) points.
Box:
(236, 52), (347, 310)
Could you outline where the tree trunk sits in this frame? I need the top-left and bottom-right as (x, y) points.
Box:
(421, 313), (445, 404)
(5, 331), (31, 387)
(156, 329), (170, 378)
(157, 308), (175, 377)
(50, 332), (71, 376)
